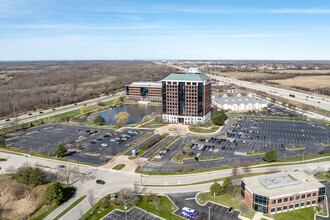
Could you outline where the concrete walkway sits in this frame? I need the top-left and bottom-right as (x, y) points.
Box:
(102, 155), (147, 172)
(252, 212), (274, 220)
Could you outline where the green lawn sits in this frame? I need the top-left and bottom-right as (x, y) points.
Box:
(273, 206), (326, 220)
(53, 195), (86, 220)
(246, 150), (265, 155)
(188, 126), (220, 133)
(0, 158), (7, 161)
(314, 171), (330, 182)
(286, 146), (306, 151)
(113, 164), (126, 170)
(197, 189), (255, 219)
(136, 196), (181, 220)
(82, 194), (180, 220)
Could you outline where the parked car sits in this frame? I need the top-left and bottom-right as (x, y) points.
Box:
(101, 143), (108, 147)
(58, 165), (65, 169)
(28, 113), (33, 116)
(78, 136), (84, 139)
(97, 138), (103, 141)
(96, 179), (105, 185)
(228, 207), (235, 214)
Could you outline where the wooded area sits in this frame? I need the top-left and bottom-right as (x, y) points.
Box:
(0, 61), (176, 118)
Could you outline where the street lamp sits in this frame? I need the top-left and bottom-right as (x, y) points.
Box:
(124, 206), (128, 220)
(208, 206), (212, 220)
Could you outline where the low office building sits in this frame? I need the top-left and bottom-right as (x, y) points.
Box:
(241, 172), (326, 215)
(162, 73), (211, 124)
(213, 96), (268, 112)
(125, 81), (162, 101)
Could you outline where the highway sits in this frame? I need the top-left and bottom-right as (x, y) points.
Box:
(0, 91), (125, 129)
(211, 74), (330, 112)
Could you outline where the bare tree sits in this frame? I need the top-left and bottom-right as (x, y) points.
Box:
(242, 162), (251, 175)
(64, 137), (70, 145)
(6, 165), (16, 174)
(88, 189), (96, 213)
(239, 201), (250, 214)
(117, 188), (139, 207)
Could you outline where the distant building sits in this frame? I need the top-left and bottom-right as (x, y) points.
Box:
(213, 96), (267, 112)
(125, 81), (162, 101)
(162, 73), (211, 124)
(188, 68), (200, 74)
(241, 172), (326, 215)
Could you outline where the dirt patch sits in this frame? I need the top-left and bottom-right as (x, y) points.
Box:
(267, 75), (330, 90)
(0, 176), (47, 220)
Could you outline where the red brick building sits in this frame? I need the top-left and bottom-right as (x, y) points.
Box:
(161, 73), (211, 124)
(241, 172), (326, 215)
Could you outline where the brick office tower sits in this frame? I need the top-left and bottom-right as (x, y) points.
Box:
(241, 172), (326, 215)
(161, 73), (211, 124)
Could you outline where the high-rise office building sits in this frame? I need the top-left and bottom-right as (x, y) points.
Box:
(161, 73), (211, 124)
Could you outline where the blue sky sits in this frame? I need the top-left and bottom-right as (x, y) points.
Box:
(1, 0), (330, 60)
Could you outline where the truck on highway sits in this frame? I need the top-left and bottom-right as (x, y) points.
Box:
(289, 94), (295, 98)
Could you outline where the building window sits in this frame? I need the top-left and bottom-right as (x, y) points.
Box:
(283, 206), (287, 211)
(296, 195), (300, 200)
(313, 192), (316, 197)
(307, 194), (311, 198)
(312, 200), (316, 205)
(290, 197), (294, 201)
(284, 198), (288, 202)
(301, 202), (305, 207)
(306, 201), (310, 206)
(277, 207), (281, 212)
(301, 195), (305, 199)
(272, 200), (276, 205)
(278, 199), (282, 204)
(289, 204), (293, 210)
(295, 203), (299, 208)
(271, 208), (275, 213)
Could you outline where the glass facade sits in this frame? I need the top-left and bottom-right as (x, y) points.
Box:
(253, 194), (269, 214)
(198, 83), (203, 116)
(241, 181), (246, 198)
(126, 85), (129, 95)
(178, 82), (185, 116)
(318, 187), (326, 202)
(162, 82), (166, 114)
(140, 87), (149, 97)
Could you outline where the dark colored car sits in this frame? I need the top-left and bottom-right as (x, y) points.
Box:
(39, 111), (43, 114)
(28, 113), (33, 116)
(96, 179), (105, 185)
(58, 165), (65, 168)
(5, 119), (10, 121)
(90, 141), (96, 144)
(97, 138), (103, 141)
(228, 207), (235, 214)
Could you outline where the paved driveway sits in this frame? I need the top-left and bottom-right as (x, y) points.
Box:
(166, 192), (240, 220)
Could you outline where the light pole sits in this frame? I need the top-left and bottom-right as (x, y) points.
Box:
(124, 206), (128, 220)
(208, 206), (212, 220)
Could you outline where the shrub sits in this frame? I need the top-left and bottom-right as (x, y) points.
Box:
(210, 182), (222, 196)
(45, 182), (64, 205)
(211, 109), (227, 125)
(54, 142), (67, 158)
(13, 166), (47, 186)
(94, 115), (106, 125)
(263, 149), (279, 162)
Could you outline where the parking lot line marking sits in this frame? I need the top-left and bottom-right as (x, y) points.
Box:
(220, 206), (225, 212)
(184, 197), (195, 200)
(26, 131), (37, 135)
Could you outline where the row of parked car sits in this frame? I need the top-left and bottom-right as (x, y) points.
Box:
(110, 130), (139, 144)
(155, 148), (170, 159)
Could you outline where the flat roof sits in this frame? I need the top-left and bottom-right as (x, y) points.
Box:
(163, 73), (210, 81)
(214, 96), (268, 105)
(242, 172), (324, 198)
(127, 81), (162, 87)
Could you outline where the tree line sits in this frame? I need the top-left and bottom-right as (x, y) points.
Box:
(0, 61), (177, 118)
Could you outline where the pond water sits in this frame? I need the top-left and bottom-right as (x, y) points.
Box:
(97, 104), (162, 124)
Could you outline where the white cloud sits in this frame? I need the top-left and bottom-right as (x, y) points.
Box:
(268, 8), (330, 14)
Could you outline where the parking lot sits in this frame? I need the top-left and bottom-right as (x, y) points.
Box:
(5, 124), (150, 165)
(103, 207), (162, 220)
(167, 192), (240, 220)
(141, 117), (329, 173)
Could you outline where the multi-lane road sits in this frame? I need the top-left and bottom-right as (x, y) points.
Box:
(0, 91), (125, 129)
(211, 74), (330, 112)
(0, 151), (329, 220)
